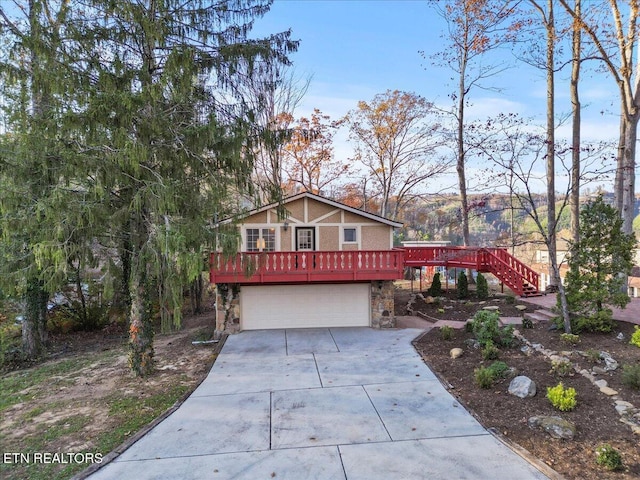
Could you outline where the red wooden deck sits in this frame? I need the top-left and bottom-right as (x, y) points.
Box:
(209, 247), (541, 296)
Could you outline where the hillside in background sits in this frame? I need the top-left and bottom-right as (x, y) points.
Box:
(395, 192), (640, 249)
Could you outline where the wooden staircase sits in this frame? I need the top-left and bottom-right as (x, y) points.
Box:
(401, 246), (541, 297)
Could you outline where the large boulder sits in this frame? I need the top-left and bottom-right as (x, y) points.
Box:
(508, 376), (537, 398)
(528, 415), (576, 440)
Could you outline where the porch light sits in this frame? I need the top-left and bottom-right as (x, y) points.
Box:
(283, 221), (289, 232)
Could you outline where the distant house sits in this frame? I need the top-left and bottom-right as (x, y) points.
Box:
(210, 192), (404, 333)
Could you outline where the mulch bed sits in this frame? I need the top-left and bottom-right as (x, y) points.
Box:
(407, 290), (640, 480)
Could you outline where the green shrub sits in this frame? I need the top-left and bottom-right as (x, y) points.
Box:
(551, 360), (573, 377)
(469, 310), (514, 348)
(575, 309), (615, 333)
(482, 340), (500, 360)
(474, 367), (494, 388)
(469, 310), (500, 347)
(428, 272), (443, 296)
(440, 325), (454, 341)
(521, 317), (534, 329)
(585, 349), (601, 363)
(560, 333), (580, 346)
(457, 271), (469, 299)
(595, 443), (623, 471)
(476, 272), (489, 300)
(621, 364), (640, 390)
(505, 294), (516, 305)
(630, 326), (640, 348)
(499, 325), (515, 347)
(546, 382), (577, 411)
(487, 361), (510, 379)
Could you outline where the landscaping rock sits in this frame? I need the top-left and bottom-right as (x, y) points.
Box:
(600, 352), (619, 371)
(515, 305), (527, 311)
(615, 401), (634, 415)
(616, 332), (625, 341)
(464, 338), (480, 349)
(528, 415), (576, 440)
(450, 348), (464, 359)
(595, 379), (608, 389)
(482, 305), (500, 311)
(508, 376), (537, 398)
(600, 386), (618, 396)
(592, 366), (607, 375)
(520, 345), (532, 356)
(424, 295), (435, 304)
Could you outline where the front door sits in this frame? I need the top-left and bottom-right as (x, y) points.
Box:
(296, 227), (315, 251)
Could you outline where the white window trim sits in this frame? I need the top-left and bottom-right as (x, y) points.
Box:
(243, 225), (279, 252)
(340, 226), (360, 249)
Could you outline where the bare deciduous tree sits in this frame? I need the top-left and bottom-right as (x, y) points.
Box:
(344, 90), (449, 220)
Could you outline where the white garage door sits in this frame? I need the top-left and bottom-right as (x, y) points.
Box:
(241, 283), (370, 330)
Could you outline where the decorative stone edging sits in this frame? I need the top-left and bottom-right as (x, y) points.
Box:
(514, 329), (640, 435)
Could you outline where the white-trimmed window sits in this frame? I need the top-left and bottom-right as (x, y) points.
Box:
(343, 227), (357, 243)
(246, 227), (276, 252)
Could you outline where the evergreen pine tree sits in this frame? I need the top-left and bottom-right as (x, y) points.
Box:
(428, 272), (442, 296)
(476, 272), (489, 300)
(457, 271), (469, 299)
(565, 196), (636, 331)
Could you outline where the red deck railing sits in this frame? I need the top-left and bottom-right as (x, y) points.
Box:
(209, 250), (405, 284)
(209, 246), (540, 296)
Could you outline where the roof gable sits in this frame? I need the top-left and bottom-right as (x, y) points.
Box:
(237, 192), (403, 228)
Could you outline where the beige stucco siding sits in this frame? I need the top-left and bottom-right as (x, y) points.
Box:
(362, 225), (393, 250)
(343, 211), (368, 223)
(281, 227), (292, 251)
(307, 199), (335, 221)
(318, 211), (341, 223)
(285, 199), (305, 222)
(243, 211), (268, 224)
(319, 226), (339, 250)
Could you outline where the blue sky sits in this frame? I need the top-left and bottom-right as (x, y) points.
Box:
(253, 0), (621, 192)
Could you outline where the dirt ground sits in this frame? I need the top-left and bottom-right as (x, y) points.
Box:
(402, 287), (640, 480)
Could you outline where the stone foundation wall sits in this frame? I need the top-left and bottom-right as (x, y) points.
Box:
(215, 283), (241, 335)
(371, 280), (395, 328)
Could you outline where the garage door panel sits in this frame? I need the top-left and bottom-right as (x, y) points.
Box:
(241, 284), (370, 330)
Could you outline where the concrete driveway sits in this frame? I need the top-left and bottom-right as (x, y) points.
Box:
(89, 328), (549, 480)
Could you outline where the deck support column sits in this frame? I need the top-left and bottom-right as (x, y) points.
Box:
(371, 280), (396, 329)
(215, 283), (241, 335)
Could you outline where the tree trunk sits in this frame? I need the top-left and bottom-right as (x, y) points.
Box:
(22, 278), (48, 358)
(569, 0), (581, 243)
(545, 0), (558, 287)
(614, 110), (626, 214)
(621, 114), (637, 236)
(128, 214), (154, 377)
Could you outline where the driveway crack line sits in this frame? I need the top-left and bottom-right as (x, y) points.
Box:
(269, 391), (273, 450)
(328, 328), (340, 352)
(337, 445), (349, 480)
(312, 353), (324, 387)
(362, 385), (393, 441)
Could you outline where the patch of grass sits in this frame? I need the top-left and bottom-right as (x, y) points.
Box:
(21, 406), (46, 421)
(99, 384), (189, 453)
